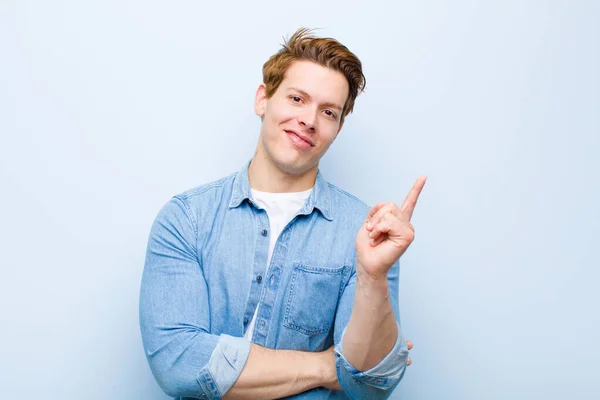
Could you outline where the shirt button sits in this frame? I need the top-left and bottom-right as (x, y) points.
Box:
(256, 275), (263, 283)
(269, 275), (275, 285)
(244, 317), (249, 324)
(259, 320), (265, 328)
(261, 229), (268, 236)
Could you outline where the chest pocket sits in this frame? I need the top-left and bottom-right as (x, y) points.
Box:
(283, 263), (349, 336)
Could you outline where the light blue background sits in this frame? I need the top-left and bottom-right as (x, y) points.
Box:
(1, 1), (598, 399)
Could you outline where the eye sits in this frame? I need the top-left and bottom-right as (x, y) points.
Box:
(324, 109), (337, 119)
(291, 96), (302, 103)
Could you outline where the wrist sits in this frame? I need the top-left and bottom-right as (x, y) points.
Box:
(317, 348), (341, 390)
(356, 263), (389, 288)
(294, 350), (328, 389)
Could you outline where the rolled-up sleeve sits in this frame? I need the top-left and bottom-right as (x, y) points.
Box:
(139, 196), (250, 399)
(332, 259), (409, 399)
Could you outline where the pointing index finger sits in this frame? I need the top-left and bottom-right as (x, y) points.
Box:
(400, 175), (427, 220)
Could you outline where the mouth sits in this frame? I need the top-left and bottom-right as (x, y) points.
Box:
(285, 130), (315, 148)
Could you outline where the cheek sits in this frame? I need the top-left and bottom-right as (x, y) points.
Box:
(322, 125), (340, 141)
(268, 101), (299, 123)
(322, 135), (337, 150)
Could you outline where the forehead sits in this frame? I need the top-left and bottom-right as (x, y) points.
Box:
(280, 60), (349, 107)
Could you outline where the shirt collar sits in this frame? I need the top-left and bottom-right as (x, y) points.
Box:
(229, 159), (333, 221)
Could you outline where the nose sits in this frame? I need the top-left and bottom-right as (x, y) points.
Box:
(299, 110), (317, 131)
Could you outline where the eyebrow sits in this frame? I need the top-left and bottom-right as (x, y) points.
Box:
(288, 87), (343, 112)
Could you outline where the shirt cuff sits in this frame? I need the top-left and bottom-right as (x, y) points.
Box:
(334, 323), (409, 390)
(196, 334), (251, 399)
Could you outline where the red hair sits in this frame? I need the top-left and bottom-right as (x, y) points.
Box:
(262, 28), (366, 125)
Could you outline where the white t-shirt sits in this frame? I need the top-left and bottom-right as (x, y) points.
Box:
(244, 187), (313, 341)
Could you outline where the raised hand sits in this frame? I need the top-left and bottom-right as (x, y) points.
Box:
(355, 176), (427, 280)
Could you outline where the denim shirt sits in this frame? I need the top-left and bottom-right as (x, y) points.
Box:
(139, 161), (409, 399)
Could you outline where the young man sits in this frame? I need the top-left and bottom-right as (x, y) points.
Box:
(139, 28), (427, 399)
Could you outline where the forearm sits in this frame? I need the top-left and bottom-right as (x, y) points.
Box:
(342, 268), (398, 371)
(223, 343), (337, 400)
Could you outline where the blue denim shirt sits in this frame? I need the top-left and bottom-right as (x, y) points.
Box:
(139, 161), (409, 399)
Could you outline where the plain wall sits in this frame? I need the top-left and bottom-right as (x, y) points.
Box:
(1, 1), (598, 398)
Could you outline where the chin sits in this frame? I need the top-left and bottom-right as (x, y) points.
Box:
(259, 128), (319, 175)
(272, 153), (316, 176)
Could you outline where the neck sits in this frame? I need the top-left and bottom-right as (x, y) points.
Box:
(248, 152), (317, 193)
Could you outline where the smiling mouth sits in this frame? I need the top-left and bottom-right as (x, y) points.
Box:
(285, 130), (314, 148)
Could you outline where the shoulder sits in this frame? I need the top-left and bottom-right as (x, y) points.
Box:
(157, 171), (237, 229)
(175, 172), (237, 204)
(327, 182), (370, 221)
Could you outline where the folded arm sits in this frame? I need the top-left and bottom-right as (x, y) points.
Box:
(139, 197), (338, 399)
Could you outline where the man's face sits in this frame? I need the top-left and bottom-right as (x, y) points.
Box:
(254, 60), (349, 176)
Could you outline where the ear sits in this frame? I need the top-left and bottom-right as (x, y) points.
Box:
(254, 84), (268, 117)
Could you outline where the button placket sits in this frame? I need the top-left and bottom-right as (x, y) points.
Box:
(245, 210), (269, 343)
